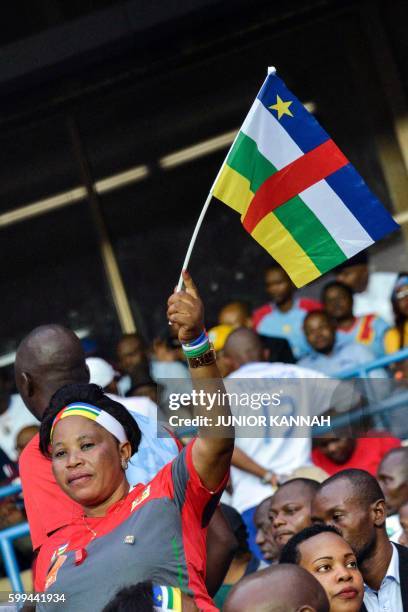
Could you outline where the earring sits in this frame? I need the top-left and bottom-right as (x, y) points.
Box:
(121, 458), (128, 470)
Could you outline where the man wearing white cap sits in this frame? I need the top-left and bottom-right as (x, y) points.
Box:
(86, 357), (119, 394)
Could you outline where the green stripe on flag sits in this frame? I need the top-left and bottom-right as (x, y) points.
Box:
(274, 196), (347, 273)
(167, 587), (174, 608)
(227, 132), (276, 193)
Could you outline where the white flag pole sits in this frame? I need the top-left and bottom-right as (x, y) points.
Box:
(176, 67), (276, 292)
(175, 159), (231, 292)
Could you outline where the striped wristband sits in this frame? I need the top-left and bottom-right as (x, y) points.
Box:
(183, 329), (207, 347)
(182, 330), (210, 358)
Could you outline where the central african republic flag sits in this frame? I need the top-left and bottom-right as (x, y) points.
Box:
(211, 69), (398, 287)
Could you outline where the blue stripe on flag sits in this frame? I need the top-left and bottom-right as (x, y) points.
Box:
(257, 74), (329, 153)
(326, 164), (399, 240)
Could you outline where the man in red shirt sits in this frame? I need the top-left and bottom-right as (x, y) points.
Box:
(312, 434), (401, 477)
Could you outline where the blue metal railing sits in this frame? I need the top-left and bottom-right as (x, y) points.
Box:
(0, 483), (30, 593)
(335, 346), (408, 378)
(332, 346), (408, 431)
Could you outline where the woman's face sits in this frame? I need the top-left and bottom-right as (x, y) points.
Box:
(51, 416), (129, 508)
(298, 532), (364, 612)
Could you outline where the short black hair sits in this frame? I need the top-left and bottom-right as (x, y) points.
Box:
(278, 477), (320, 495)
(317, 468), (384, 508)
(279, 524), (341, 565)
(102, 581), (154, 612)
(303, 309), (332, 328)
(321, 280), (353, 302)
(335, 251), (369, 271)
(265, 261), (289, 276)
(39, 383), (141, 456)
(379, 447), (408, 474)
(126, 364), (156, 397)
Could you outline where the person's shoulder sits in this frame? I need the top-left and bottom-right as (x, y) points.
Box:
(240, 361), (326, 379)
(298, 355), (316, 368)
(19, 433), (41, 463)
(384, 326), (398, 343)
(228, 361), (291, 378)
(112, 394), (157, 419)
(151, 360), (189, 379)
(342, 343), (374, 361)
(286, 364), (327, 379)
(358, 313), (389, 330)
(368, 271), (398, 293)
(384, 326), (400, 354)
(395, 542), (408, 564)
(298, 297), (322, 312)
(360, 431), (401, 448)
(8, 394), (40, 425)
(19, 433), (49, 481)
(252, 303), (274, 329)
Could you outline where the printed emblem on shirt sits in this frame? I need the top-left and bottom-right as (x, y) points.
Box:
(50, 543), (68, 565)
(45, 555), (67, 590)
(131, 485), (151, 512)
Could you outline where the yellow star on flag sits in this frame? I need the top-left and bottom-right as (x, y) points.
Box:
(269, 95), (294, 120)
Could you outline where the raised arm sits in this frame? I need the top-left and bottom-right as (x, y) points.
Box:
(167, 271), (234, 491)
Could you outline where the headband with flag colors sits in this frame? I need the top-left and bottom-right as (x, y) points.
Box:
(211, 68), (399, 287)
(50, 402), (128, 444)
(152, 585), (182, 611)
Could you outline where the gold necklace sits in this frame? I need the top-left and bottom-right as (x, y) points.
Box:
(82, 514), (97, 539)
(81, 486), (131, 538)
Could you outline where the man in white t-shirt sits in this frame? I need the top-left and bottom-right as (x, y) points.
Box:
(335, 252), (397, 325)
(222, 328), (349, 557)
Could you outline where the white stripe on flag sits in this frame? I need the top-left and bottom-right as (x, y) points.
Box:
(299, 180), (374, 256)
(241, 99), (303, 170)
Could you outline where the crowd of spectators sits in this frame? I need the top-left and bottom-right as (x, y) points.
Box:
(0, 257), (407, 610)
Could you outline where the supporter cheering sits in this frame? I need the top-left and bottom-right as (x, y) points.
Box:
(15, 325), (180, 553)
(224, 564), (330, 612)
(280, 524), (364, 612)
(335, 252), (397, 324)
(312, 435), (401, 477)
(253, 263), (321, 359)
(254, 496), (279, 562)
(384, 273), (408, 354)
(269, 479), (319, 551)
(34, 273), (234, 611)
(300, 311), (387, 376)
(377, 447), (408, 542)
(15, 322), (234, 597)
(312, 469), (408, 611)
(322, 282), (389, 359)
